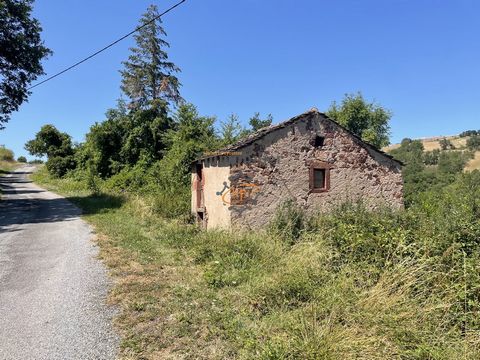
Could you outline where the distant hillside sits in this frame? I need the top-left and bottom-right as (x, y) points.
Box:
(384, 134), (480, 171)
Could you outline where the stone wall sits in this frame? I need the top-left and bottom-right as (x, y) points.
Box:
(228, 112), (403, 229)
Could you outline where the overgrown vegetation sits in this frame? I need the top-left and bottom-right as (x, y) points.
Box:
(389, 137), (475, 205)
(0, 146), (14, 162)
(33, 165), (480, 359)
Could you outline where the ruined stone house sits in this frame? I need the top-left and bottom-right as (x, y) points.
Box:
(191, 109), (403, 229)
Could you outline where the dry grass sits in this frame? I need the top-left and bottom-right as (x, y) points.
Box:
(465, 151), (480, 171)
(0, 160), (18, 172)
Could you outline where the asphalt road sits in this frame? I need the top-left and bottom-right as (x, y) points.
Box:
(0, 166), (118, 360)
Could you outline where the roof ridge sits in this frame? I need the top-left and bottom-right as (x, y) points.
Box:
(197, 109), (402, 165)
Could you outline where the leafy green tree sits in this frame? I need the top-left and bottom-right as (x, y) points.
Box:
(25, 124), (76, 177)
(424, 149), (440, 165)
(120, 4), (182, 110)
(153, 103), (217, 189)
(0, 0), (51, 127)
(17, 156), (26, 162)
(249, 112), (273, 131)
(390, 139), (425, 177)
(25, 124), (74, 158)
(81, 102), (174, 178)
(326, 92), (391, 148)
(438, 151), (470, 175)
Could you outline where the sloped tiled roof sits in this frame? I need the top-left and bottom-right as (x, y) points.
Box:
(198, 109), (403, 165)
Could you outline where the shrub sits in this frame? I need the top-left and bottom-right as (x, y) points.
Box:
(424, 149), (440, 165)
(269, 199), (306, 243)
(17, 156), (27, 163)
(467, 135), (480, 151)
(29, 159), (44, 164)
(0, 147), (14, 161)
(438, 151), (471, 174)
(46, 155), (76, 178)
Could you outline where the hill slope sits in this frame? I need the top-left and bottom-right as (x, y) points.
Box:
(384, 135), (480, 171)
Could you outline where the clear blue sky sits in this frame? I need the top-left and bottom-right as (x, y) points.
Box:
(1, 0), (479, 159)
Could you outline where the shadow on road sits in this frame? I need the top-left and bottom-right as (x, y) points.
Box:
(0, 170), (125, 232)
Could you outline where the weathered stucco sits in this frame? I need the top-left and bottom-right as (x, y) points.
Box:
(191, 157), (232, 229)
(203, 164), (231, 229)
(192, 110), (403, 230)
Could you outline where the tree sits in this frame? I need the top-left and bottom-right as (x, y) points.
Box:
(0, 0), (51, 127)
(153, 103), (216, 189)
(25, 124), (76, 177)
(467, 135), (480, 151)
(17, 156), (26, 162)
(25, 124), (73, 158)
(120, 4), (182, 110)
(219, 114), (245, 146)
(438, 151), (469, 174)
(439, 138), (454, 150)
(249, 112), (273, 131)
(424, 149), (440, 165)
(326, 92), (391, 148)
(81, 102), (174, 178)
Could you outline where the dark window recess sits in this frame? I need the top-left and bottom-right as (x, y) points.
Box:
(309, 162), (331, 193)
(313, 169), (326, 189)
(311, 135), (325, 147)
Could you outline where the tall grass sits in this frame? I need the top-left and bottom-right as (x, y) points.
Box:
(32, 167), (480, 359)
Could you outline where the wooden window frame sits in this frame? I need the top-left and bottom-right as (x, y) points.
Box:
(309, 161), (332, 193)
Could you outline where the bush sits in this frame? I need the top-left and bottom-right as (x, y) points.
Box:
(17, 156), (27, 163)
(0, 147), (14, 161)
(29, 159), (44, 164)
(269, 199), (306, 243)
(467, 135), (480, 151)
(424, 149), (440, 165)
(46, 155), (76, 178)
(438, 150), (472, 174)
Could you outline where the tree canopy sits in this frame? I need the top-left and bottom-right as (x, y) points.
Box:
(25, 124), (76, 177)
(25, 124), (73, 158)
(326, 92), (391, 148)
(0, 0), (51, 127)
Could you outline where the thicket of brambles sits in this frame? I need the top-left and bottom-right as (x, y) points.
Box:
(26, 4), (480, 358)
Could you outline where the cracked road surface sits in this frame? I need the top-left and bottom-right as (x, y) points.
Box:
(0, 166), (118, 360)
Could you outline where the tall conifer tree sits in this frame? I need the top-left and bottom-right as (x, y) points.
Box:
(120, 4), (182, 109)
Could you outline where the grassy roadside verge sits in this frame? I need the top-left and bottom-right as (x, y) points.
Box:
(0, 160), (19, 199)
(32, 167), (480, 359)
(0, 160), (18, 173)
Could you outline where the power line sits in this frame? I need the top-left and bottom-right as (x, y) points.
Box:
(28, 0), (186, 91)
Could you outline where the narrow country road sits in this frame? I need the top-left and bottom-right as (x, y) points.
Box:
(0, 166), (118, 360)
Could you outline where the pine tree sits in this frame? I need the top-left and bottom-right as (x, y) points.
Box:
(120, 4), (182, 109)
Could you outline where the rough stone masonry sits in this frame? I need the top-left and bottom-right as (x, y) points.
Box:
(192, 109), (403, 230)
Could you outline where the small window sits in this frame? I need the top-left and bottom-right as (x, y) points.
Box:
(313, 169), (326, 189)
(309, 162), (331, 192)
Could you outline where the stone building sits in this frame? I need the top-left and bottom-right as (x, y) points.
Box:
(191, 109), (403, 229)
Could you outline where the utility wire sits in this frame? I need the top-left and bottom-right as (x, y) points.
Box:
(28, 0), (186, 90)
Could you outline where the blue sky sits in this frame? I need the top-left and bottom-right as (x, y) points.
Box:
(1, 0), (479, 159)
